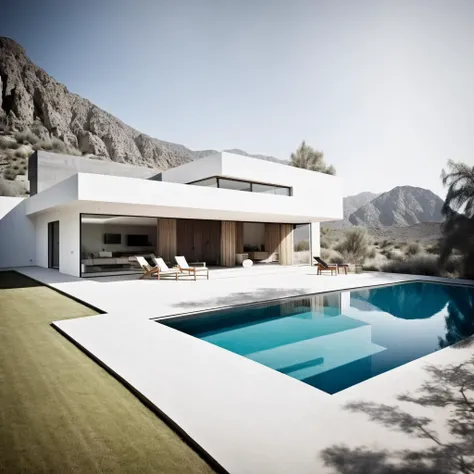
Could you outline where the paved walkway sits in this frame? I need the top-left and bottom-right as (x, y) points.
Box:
(15, 266), (474, 474)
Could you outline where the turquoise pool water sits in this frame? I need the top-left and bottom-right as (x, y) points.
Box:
(161, 281), (474, 394)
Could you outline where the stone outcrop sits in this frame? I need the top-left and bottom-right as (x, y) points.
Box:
(0, 36), (285, 172)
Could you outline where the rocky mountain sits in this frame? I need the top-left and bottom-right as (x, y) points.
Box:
(348, 186), (444, 227)
(0, 37), (283, 176)
(343, 191), (379, 218)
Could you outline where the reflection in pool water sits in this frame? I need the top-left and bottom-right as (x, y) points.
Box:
(162, 282), (474, 394)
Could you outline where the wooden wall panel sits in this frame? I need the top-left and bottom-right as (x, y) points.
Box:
(235, 222), (244, 253)
(176, 219), (221, 265)
(279, 223), (294, 265)
(220, 221), (236, 267)
(157, 218), (177, 263)
(264, 223), (281, 262)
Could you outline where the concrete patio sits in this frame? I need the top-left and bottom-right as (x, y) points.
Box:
(14, 266), (474, 474)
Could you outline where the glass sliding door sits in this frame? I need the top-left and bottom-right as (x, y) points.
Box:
(48, 221), (60, 269)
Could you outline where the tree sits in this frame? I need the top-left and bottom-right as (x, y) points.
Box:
(290, 141), (336, 175)
(439, 160), (474, 279)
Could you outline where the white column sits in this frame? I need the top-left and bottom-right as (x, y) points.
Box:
(310, 222), (320, 264)
(59, 211), (80, 277)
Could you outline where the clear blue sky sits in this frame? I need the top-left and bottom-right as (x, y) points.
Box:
(2, 0), (474, 197)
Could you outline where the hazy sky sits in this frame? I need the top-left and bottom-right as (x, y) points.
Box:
(2, 0), (474, 197)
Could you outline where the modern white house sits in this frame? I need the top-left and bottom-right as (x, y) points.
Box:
(0, 150), (343, 277)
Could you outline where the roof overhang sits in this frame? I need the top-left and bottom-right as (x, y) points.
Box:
(25, 173), (343, 223)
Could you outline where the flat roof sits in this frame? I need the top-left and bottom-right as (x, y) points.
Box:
(25, 172), (343, 223)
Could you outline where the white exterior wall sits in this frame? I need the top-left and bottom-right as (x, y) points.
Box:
(34, 208), (81, 277)
(26, 172), (342, 223)
(160, 153), (223, 184)
(161, 152), (343, 221)
(0, 197), (36, 268)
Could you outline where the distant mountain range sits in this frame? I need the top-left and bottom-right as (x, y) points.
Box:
(324, 186), (444, 229)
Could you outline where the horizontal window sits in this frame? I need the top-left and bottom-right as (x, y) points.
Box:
(189, 177), (291, 196)
(191, 177), (218, 188)
(252, 183), (291, 196)
(219, 178), (252, 192)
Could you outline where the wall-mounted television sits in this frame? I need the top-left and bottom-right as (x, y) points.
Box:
(126, 234), (149, 247)
(104, 233), (121, 244)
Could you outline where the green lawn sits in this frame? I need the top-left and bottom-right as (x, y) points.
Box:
(0, 271), (213, 473)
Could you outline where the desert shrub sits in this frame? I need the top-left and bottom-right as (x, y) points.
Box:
(380, 239), (392, 249)
(362, 263), (380, 271)
(321, 248), (344, 264)
(3, 168), (17, 180)
(34, 139), (53, 151)
(294, 240), (309, 252)
(0, 177), (27, 196)
(373, 241), (379, 246)
(14, 130), (39, 145)
(425, 242), (440, 255)
(320, 236), (330, 249)
(381, 255), (440, 276)
(11, 164), (20, 171)
(0, 136), (13, 149)
(14, 148), (29, 159)
(51, 137), (68, 152)
(366, 246), (377, 259)
(387, 249), (405, 261)
(406, 242), (421, 256)
(334, 227), (370, 264)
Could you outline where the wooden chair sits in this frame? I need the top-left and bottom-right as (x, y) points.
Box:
(136, 256), (179, 280)
(313, 256), (339, 276)
(175, 256), (209, 280)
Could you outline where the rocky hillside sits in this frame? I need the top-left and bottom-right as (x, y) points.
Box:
(0, 37), (285, 196)
(343, 191), (379, 218)
(348, 186), (444, 227)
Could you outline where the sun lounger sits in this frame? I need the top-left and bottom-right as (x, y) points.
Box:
(136, 256), (179, 280)
(175, 256), (209, 280)
(313, 256), (345, 275)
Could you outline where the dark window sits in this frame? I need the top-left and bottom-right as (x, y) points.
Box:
(192, 177), (218, 188)
(252, 183), (291, 196)
(218, 178), (252, 192)
(188, 177), (291, 196)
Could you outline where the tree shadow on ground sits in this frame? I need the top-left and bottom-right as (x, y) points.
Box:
(172, 288), (311, 309)
(321, 350), (474, 474)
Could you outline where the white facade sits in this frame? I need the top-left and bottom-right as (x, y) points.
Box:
(0, 152), (343, 276)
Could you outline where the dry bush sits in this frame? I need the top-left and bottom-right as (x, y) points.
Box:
(34, 137), (81, 156)
(381, 255), (440, 276)
(295, 240), (309, 252)
(425, 242), (440, 255)
(0, 136), (14, 149)
(14, 130), (39, 145)
(387, 249), (405, 261)
(406, 242), (421, 256)
(379, 239), (392, 249)
(0, 177), (27, 196)
(3, 168), (17, 180)
(334, 227), (370, 264)
(293, 250), (310, 264)
(14, 148), (29, 159)
(367, 246), (377, 259)
(321, 248), (344, 264)
(320, 236), (330, 249)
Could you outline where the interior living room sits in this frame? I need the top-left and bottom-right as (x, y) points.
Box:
(80, 214), (311, 277)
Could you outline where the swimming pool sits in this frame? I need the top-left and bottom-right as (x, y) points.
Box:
(160, 281), (474, 394)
